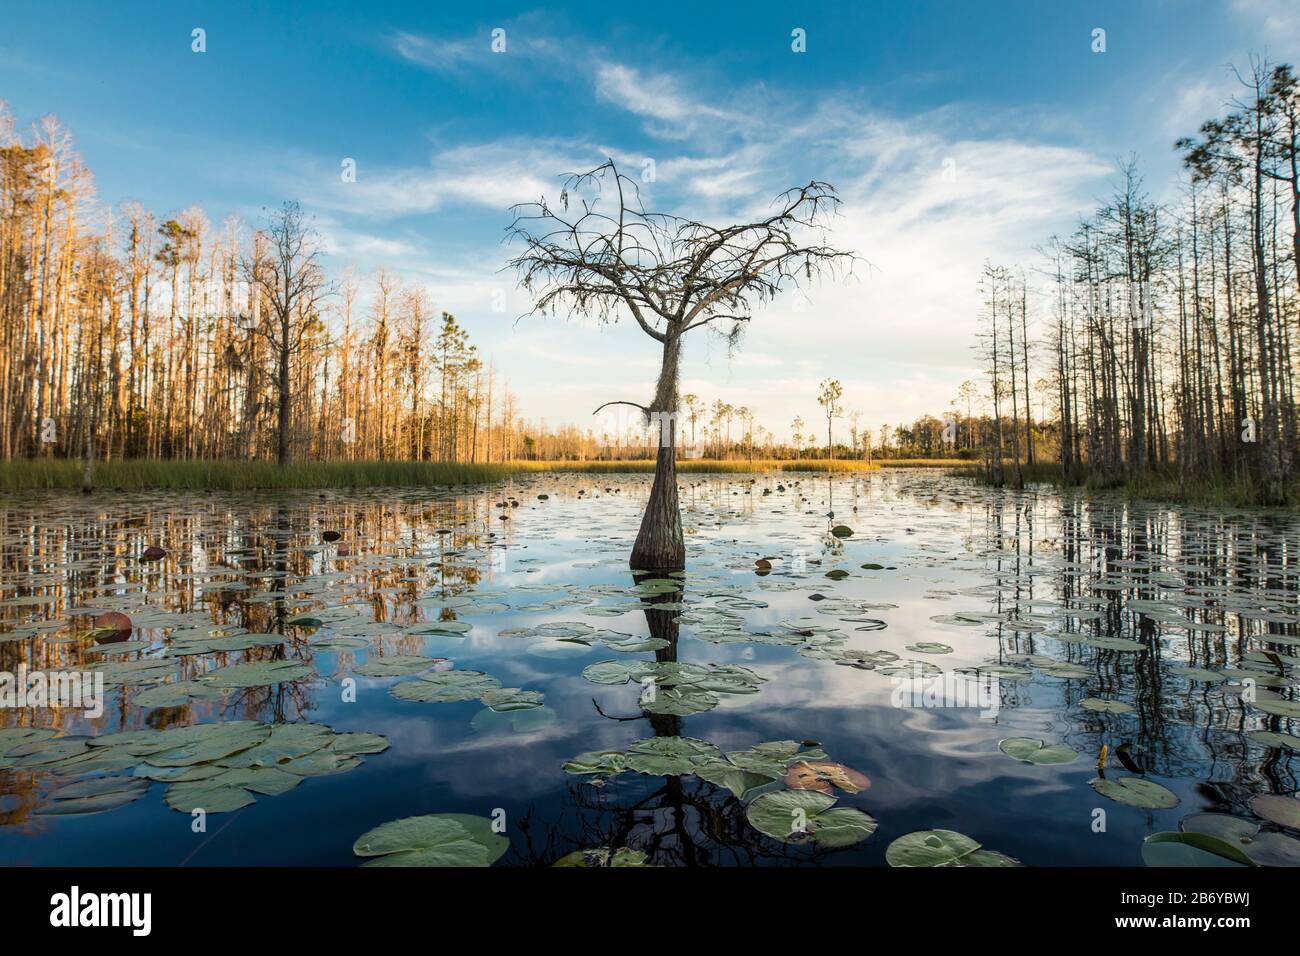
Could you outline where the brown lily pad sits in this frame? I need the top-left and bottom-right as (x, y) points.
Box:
(92, 611), (133, 643)
(784, 760), (871, 795)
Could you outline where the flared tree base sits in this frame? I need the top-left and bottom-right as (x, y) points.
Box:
(630, 443), (685, 572)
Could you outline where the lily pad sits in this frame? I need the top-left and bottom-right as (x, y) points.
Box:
(1081, 698), (1135, 715)
(391, 670), (501, 703)
(199, 660), (313, 688)
(1141, 831), (1256, 867)
(1249, 794), (1300, 830)
(886, 829), (980, 867)
(352, 813), (509, 867)
(998, 737), (1078, 766)
(745, 789), (876, 846)
(1089, 775), (1179, 809)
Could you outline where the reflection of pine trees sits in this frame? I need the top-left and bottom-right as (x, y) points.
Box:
(982, 491), (1299, 798)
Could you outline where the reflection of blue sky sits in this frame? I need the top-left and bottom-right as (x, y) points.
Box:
(2, 2), (1293, 435)
(5, 471), (1295, 864)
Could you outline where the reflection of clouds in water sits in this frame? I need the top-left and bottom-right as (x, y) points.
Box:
(2, 472), (1299, 864)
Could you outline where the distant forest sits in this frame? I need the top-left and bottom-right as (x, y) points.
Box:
(1, 58), (1298, 503)
(967, 59), (1299, 503)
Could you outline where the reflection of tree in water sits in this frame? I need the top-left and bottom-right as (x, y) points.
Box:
(516, 580), (848, 867)
(983, 492), (1298, 799)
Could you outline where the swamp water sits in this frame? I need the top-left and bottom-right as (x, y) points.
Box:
(1, 470), (1298, 867)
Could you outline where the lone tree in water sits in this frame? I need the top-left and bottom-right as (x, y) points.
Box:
(508, 160), (854, 571)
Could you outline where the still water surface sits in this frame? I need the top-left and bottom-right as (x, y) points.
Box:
(1, 471), (1298, 866)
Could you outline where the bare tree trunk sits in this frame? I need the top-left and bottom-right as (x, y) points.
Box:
(277, 319), (291, 466)
(631, 334), (685, 571)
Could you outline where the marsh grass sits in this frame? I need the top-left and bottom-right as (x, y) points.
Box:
(0, 457), (883, 492)
(952, 460), (1296, 508)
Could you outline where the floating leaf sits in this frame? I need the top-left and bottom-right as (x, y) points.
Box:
(132, 680), (223, 708)
(906, 642), (952, 655)
(746, 789), (832, 839)
(998, 737), (1078, 766)
(1089, 775), (1178, 809)
(1141, 831), (1256, 867)
(886, 829), (980, 867)
(1249, 794), (1300, 830)
(391, 669), (500, 703)
(479, 688), (545, 712)
(1081, 698), (1135, 715)
(624, 736), (721, 775)
(353, 656), (444, 677)
(784, 760), (871, 794)
(199, 660), (313, 688)
(554, 847), (650, 867)
(352, 814), (508, 867)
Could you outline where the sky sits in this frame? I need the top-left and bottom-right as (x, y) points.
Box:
(1, 0), (1295, 441)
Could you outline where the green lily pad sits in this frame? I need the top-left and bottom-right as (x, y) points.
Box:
(352, 813), (509, 867)
(886, 829), (981, 866)
(1081, 698), (1135, 715)
(1252, 697), (1300, 719)
(1089, 775), (1179, 809)
(330, 732), (391, 756)
(562, 750), (627, 776)
(1249, 794), (1300, 829)
(1170, 666), (1226, 683)
(624, 736), (721, 775)
(745, 789), (876, 846)
(164, 780), (258, 813)
(353, 656), (444, 677)
(998, 737), (1078, 765)
(1141, 831), (1256, 867)
(1247, 730), (1300, 751)
(37, 781), (151, 815)
(554, 847), (650, 867)
(199, 660), (313, 688)
(391, 670), (501, 703)
(479, 688), (545, 712)
(145, 723), (272, 767)
(220, 723), (334, 768)
(132, 680), (224, 708)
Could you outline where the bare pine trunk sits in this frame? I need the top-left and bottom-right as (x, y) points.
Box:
(277, 325), (291, 466)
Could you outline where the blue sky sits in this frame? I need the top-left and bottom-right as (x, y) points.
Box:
(2, 0), (1294, 438)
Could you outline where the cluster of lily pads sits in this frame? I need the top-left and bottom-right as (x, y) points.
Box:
(563, 736), (877, 851)
(1, 720), (388, 815)
(581, 659), (765, 716)
(498, 620), (669, 654)
(352, 653), (548, 716)
(1141, 798), (1300, 867)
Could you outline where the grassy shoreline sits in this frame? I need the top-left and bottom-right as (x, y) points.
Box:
(952, 460), (1297, 509)
(3, 456), (1283, 507)
(0, 457), (901, 492)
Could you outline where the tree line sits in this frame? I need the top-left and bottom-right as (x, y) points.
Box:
(0, 103), (544, 467)
(969, 59), (1298, 502)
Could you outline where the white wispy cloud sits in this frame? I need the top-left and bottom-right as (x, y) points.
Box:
(306, 140), (599, 218)
(390, 31), (482, 72)
(310, 32), (1115, 434)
